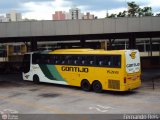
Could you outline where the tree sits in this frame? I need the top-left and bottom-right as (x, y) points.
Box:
(117, 11), (127, 17)
(106, 1), (154, 18)
(142, 7), (153, 16)
(107, 14), (117, 18)
(127, 2), (139, 17)
(156, 13), (160, 16)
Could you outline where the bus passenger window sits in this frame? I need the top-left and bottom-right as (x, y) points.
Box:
(82, 60), (85, 65)
(108, 61), (111, 66)
(99, 61), (103, 66)
(74, 60), (79, 64)
(90, 60), (94, 65)
(112, 55), (121, 68)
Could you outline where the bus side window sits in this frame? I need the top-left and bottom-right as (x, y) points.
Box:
(105, 56), (112, 67)
(40, 54), (48, 64)
(74, 56), (81, 65)
(34, 54), (44, 64)
(57, 56), (62, 65)
(90, 60), (94, 65)
(43, 54), (50, 64)
(64, 55), (69, 65)
(49, 55), (55, 64)
(32, 54), (37, 64)
(65, 55), (74, 65)
(96, 56), (105, 66)
(96, 55), (112, 67)
(99, 61), (103, 66)
(112, 55), (121, 68)
(88, 56), (95, 66)
(80, 56), (87, 65)
(59, 55), (65, 65)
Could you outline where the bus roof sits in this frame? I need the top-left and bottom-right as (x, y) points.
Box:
(48, 49), (137, 55)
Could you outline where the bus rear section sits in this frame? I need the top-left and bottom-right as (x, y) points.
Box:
(123, 50), (141, 91)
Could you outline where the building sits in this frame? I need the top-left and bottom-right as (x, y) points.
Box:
(67, 7), (83, 19)
(0, 15), (9, 22)
(82, 12), (95, 19)
(6, 10), (22, 22)
(52, 11), (65, 20)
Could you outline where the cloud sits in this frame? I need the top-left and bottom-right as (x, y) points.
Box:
(22, 0), (72, 20)
(22, 0), (127, 19)
(66, 0), (126, 10)
(0, 0), (160, 20)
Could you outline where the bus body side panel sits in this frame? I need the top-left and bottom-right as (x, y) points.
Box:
(54, 65), (124, 91)
(54, 65), (91, 87)
(23, 64), (68, 85)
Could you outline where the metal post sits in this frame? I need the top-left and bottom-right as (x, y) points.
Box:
(31, 40), (37, 51)
(149, 38), (152, 56)
(152, 79), (155, 90)
(108, 39), (112, 50)
(125, 40), (127, 50)
(159, 43), (160, 56)
(80, 39), (86, 48)
(108, 39), (115, 50)
(144, 41), (146, 52)
(129, 33), (136, 49)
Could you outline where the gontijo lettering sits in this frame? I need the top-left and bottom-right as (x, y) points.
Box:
(126, 63), (140, 68)
(61, 66), (89, 73)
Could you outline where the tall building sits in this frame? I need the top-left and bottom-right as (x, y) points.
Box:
(68, 7), (82, 19)
(52, 11), (65, 20)
(6, 10), (22, 22)
(82, 12), (95, 19)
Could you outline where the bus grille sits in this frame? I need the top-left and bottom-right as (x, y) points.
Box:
(108, 80), (120, 90)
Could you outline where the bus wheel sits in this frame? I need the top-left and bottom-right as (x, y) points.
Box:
(92, 81), (102, 93)
(81, 79), (91, 91)
(33, 75), (40, 84)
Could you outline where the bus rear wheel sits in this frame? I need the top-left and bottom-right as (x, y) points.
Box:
(92, 81), (102, 93)
(81, 79), (91, 91)
(33, 75), (40, 84)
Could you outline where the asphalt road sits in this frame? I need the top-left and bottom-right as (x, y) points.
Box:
(0, 70), (160, 115)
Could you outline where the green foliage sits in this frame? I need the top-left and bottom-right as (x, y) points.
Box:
(156, 13), (160, 16)
(107, 14), (117, 18)
(127, 1), (139, 17)
(117, 11), (127, 17)
(106, 1), (154, 18)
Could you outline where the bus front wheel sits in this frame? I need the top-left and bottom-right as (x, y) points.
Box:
(81, 79), (91, 91)
(33, 75), (40, 84)
(92, 81), (102, 93)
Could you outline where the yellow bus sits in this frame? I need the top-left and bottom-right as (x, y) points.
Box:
(22, 49), (141, 92)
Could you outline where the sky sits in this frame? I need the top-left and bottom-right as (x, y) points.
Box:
(0, 0), (160, 20)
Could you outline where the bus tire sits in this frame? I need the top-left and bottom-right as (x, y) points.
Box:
(81, 79), (91, 91)
(33, 75), (40, 84)
(92, 81), (102, 93)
